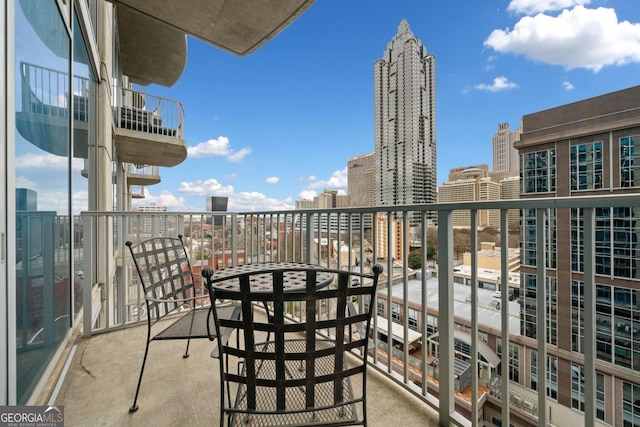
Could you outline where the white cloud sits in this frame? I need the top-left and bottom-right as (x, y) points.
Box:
(306, 168), (348, 190)
(227, 147), (252, 163)
(563, 80), (575, 90)
(228, 192), (294, 212)
(73, 190), (89, 214)
(178, 178), (234, 197)
(187, 136), (252, 162)
(188, 136), (232, 157)
(507, 0), (590, 15)
(475, 76), (519, 92)
(485, 6), (640, 72)
(298, 190), (317, 200)
(132, 189), (187, 210)
(15, 153), (83, 171)
(295, 169), (348, 203)
(15, 176), (37, 189)
(36, 191), (70, 214)
(266, 176), (279, 184)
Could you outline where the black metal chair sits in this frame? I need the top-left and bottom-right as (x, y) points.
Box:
(126, 235), (240, 412)
(203, 264), (383, 427)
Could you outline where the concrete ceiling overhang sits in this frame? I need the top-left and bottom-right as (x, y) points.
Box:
(116, 6), (187, 87)
(112, 0), (315, 87)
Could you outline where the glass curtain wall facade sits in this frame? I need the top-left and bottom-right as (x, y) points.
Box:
(9, 0), (98, 404)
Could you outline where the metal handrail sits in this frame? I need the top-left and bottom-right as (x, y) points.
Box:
(113, 85), (185, 139)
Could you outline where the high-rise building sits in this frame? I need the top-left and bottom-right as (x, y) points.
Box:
(374, 19), (436, 222)
(499, 176), (520, 228)
(517, 85), (640, 425)
(207, 196), (229, 225)
(348, 152), (375, 230)
(347, 152), (375, 208)
(449, 164), (489, 182)
(295, 189), (350, 232)
(314, 189), (349, 209)
(438, 167), (501, 228)
(16, 188), (37, 211)
(295, 199), (314, 210)
(134, 204), (168, 236)
(493, 122), (522, 173)
(375, 214), (405, 261)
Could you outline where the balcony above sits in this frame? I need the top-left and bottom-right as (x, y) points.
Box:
(111, 0), (315, 86)
(127, 164), (160, 186)
(130, 186), (145, 199)
(114, 87), (187, 167)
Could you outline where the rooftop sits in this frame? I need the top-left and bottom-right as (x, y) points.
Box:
(379, 275), (521, 334)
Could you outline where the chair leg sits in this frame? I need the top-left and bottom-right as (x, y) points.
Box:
(183, 308), (198, 358)
(129, 339), (151, 412)
(183, 337), (192, 358)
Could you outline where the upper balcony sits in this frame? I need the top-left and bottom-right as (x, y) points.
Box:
(113, 86), (187, 167)
(127, 164), (161, 186)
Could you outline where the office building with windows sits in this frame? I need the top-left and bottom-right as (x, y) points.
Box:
(438, 167), (501, 229)
(348, 152), (375, 209)
(133, 204), (168, 236)
(374, 19), (436, 222)
(515, 85), (640, 426)
(494, 122), (522, 174)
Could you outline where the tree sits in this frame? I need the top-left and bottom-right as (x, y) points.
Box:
(453, 229), (471, 259)
(408, 250), (422, 270)
(426, 245), (436, 259)
(426, 227), (438, 248)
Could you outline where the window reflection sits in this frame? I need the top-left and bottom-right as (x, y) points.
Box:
(14, 0), (95, 404)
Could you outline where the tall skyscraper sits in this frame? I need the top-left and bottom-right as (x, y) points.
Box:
(374, 19), (436, 222)
(493, 122), (522, 173)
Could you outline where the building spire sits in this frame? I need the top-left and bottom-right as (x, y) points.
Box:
(397, 19), (411, 36)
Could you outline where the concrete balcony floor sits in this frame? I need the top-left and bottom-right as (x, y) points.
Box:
(55, 317), (440, 426)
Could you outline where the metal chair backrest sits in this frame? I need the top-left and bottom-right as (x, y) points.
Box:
(126, 235), (198, 323)
(205, 263), (383, 426)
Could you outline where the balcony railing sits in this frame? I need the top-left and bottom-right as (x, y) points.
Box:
(80, 193), (640, 426)
(113, 86), (184, 140)
(20, 61), (90, 122)
(126, 164), (160, 186)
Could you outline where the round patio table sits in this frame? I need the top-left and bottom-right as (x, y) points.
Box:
(206, 262), (335, 292)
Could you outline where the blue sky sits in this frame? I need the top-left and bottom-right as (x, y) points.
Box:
(136, 0), (640, 212)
